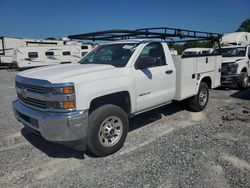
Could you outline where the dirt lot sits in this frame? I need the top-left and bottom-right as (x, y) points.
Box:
(0, 69), (249, 188)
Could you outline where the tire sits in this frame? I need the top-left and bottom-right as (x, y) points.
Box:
(237, 72), (249, 90)
(189, 82), (209, 112)
(87, 104), (128, 157)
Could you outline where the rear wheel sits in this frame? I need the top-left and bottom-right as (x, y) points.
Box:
(189, 82), (209, 112)
(87, 104), (128, 157)
(237, 72), (249, 90)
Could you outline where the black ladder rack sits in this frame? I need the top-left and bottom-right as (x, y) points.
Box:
(68, 27), (222, 43)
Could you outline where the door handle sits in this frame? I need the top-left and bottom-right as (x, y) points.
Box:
(165, 70), (173, 74)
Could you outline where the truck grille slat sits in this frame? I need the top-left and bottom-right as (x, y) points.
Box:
(18, 93), (48, 109)
(16, 81), (49, 94)
(16, 78), (50, 109)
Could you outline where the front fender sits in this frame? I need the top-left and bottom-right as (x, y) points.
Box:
(196, 73), (213, 93)
(75, 76), (136, 113)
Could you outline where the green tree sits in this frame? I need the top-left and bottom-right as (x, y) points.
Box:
(237, 19), (250, 32)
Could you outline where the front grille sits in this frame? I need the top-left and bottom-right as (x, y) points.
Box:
(16, 81), (49, 94)
(17, 93), (48, 109)
(221, 63), (228, 76)
(221, 62), (235, 76)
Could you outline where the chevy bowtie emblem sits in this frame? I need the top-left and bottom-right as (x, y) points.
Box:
(21, 88), (28, 99)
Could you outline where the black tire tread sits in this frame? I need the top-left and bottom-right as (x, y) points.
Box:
(189, 82), (209, 112)
(237, 72), (248, 90)
(87, 104), (128, 157)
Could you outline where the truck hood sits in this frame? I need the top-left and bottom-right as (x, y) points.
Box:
(18, 64), (123, 83)
(222, 57), (245, 63)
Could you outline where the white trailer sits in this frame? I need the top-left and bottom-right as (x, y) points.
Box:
(12, 43), (94, 68)
(0, 36), (64, 68)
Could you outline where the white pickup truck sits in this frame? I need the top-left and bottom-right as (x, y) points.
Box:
(13, 40), (221, 156)
(219, 32), (250, 89)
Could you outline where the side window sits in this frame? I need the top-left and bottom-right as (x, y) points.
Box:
(45, 51), (54, 56)
(81, 45), (89, 50)
(28, 52), (38, 58)
(82, 52), (87, 57)
(248, 47), (250, 57)
(63, 51), (71, 56)
(135, 42), (166, 69)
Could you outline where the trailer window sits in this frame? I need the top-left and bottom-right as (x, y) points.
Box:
(45, 51), (54, 56)
(63, 51), (71, 56)
(28, 52), (38, 58)
(82, 52), (87, 57)
(0, 38), (3, 55)
(81, 46), (89, 49)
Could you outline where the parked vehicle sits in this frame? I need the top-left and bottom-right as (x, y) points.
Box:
(0, 36), (64, 68)
(12, 43), (94, 68)
(12, 28), (222, 156)
(182, 48), (213, 56)
(219, 32), (250, 89)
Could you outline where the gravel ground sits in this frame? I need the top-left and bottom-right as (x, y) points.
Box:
(0, 69), (249, 188)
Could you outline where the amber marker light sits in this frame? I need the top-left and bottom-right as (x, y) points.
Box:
(63, 101), (75, 109)
(63, 86), (74, 94)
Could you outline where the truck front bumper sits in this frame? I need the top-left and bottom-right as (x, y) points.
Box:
(221, 74), (241, 85)
(13, 100), (88, 149)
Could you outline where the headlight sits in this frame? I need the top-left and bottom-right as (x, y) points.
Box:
(50, 101), (76, 110)
(50, 84), (76, 111)
(228, 63), (238, 73)
(62, 101), (75, 109)
(52, 86), (75, 94)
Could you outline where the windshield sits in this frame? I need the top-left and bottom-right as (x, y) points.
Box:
(217, 47), (246, 57)
(79, 43), (138, 67)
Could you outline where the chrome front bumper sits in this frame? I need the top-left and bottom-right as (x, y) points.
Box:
(13, 99), (88, 142)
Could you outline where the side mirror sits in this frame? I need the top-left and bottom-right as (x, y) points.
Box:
(136, 57), (156, 69)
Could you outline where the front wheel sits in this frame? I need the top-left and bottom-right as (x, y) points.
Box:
(189, 82), (209, 112)
(237, 72), (249, 90)
(87, 104), (128, 157)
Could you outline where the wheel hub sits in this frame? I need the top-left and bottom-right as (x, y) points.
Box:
(98, 116), (123, 147)
(199, 88), (207, 106)
(104, 125), (115, 138)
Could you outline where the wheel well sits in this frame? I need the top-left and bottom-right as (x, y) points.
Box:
(201, 76), (212, 89)
(89, 91), (131, 114)
(241, 67), (247, 73)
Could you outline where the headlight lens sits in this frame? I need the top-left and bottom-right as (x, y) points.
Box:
(50, 85), (75, 110)
(63, 86), (74, 94)
(51, 101), (75, 110)
(229, 63), (238, 73)
(52, 86), (75, 94)
(62, 101), (75, 109)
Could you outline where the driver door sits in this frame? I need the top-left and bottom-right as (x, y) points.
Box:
(134, 42), (176, 112)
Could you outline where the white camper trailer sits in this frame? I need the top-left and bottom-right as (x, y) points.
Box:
(0, 36), (64, 68)
(13, 43), (93, 68)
